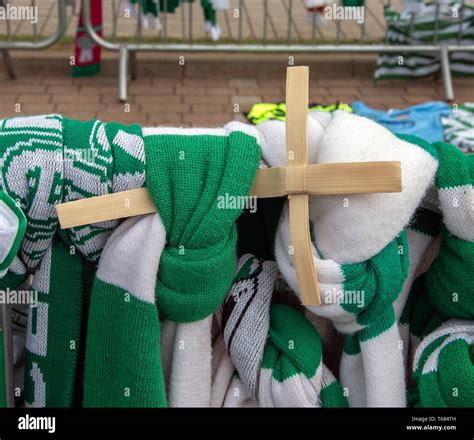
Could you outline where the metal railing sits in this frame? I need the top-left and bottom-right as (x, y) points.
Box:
(81, 0), (474, 102)
(0, 0), (69, 78)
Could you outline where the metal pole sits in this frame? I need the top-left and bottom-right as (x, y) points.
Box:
(1, 305), (14, 408)
(112, 0), (118, 42)
(2, 50), (16, 79)
(31, 0), (38, 43)
(188, 0), (193, 44)
(287, 0), (292, 43)
(238, 0), (243, 43)
(163, 0), (168, 43)
(440, 45), (454, 101)
(119, 45), (128, 102)
(130, 50), (138, 81)
(263, 0), (268, 44)
(0, 0), (67, 50)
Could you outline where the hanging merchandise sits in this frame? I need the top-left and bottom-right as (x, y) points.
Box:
(375, 1), (474, 80)
(351, 101), (452, 143)
(72, 0), (103, 77)
(200, 0), (223, 41)
(342, 0), (364, 6)
(122, 0), (161, 30)
(245, 102), (353, 125)
(304, 0), (330, 27)
(441, 102), (474, 153)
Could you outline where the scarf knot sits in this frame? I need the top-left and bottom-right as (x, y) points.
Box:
(143, 123), (261, 323)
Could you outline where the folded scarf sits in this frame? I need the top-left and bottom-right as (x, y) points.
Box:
(256, 111), (441, 407)
(409, 319), (474, 408)
(143, 123), (260, 406)
(218, 254), (348, 407)
(0, 115), (261, 407)
(0, 115), (145, 406)
(400, 143), (474, 391)
(72, 0), (103, 78)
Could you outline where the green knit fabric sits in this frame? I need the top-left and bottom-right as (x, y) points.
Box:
(222, 254), (347, 407)
(410, 320), (474, 407)
(0, 116), (260, 407)
(84, 280), (166, 407)
(0, 115), (147, 407)
(399, 140), (474, 408)
(24, 237), (93, 407)
(402, 142), (474, 341)
(143, 126), (261, 322)
(262, 304), (349, 408)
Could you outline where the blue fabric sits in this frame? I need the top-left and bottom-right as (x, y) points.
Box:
(352, 101), (452, 143)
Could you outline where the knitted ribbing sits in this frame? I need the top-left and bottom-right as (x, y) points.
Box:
(143, 123), (261, 322)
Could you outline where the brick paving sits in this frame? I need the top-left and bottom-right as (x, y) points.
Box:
(1, 51), (474, 127)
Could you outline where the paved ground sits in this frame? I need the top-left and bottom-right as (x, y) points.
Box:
(1, 51), (473, 127)
(0, 0), (402, 43)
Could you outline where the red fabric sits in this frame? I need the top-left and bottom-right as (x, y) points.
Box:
(72, 0), (103, 76)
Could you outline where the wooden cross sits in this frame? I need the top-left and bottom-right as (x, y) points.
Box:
(56, 66), (401, 305)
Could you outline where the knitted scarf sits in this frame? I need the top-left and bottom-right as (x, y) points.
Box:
(0, 114), (145, 406)
(409, 319), (474, 408)
(142, 123), (260, 406)
(84, 214), (167, 407)
(72, 0), (103, 77)
(399, 144), (474, 407)
(0, 115), (260, 407)
(216, 254), (347, 407)
(256, 111), (441, 407)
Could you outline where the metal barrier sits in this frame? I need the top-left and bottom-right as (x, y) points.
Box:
(82, 0), (474, 102)
(0, 0), (69, 78)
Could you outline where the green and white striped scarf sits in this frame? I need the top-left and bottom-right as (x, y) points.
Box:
(0, 115), (261, 407)
(409, 319), (474, 407)
(375, 2), (474, 80)
(442, 103), (474, 153)
(256, 111), (471, 407)
(219, 254), (347, 408)
(0, 115), (145, 406)
(400, 144), (473, 408)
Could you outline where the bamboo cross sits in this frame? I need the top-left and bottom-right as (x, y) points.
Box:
(56, 66), (402, 306)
